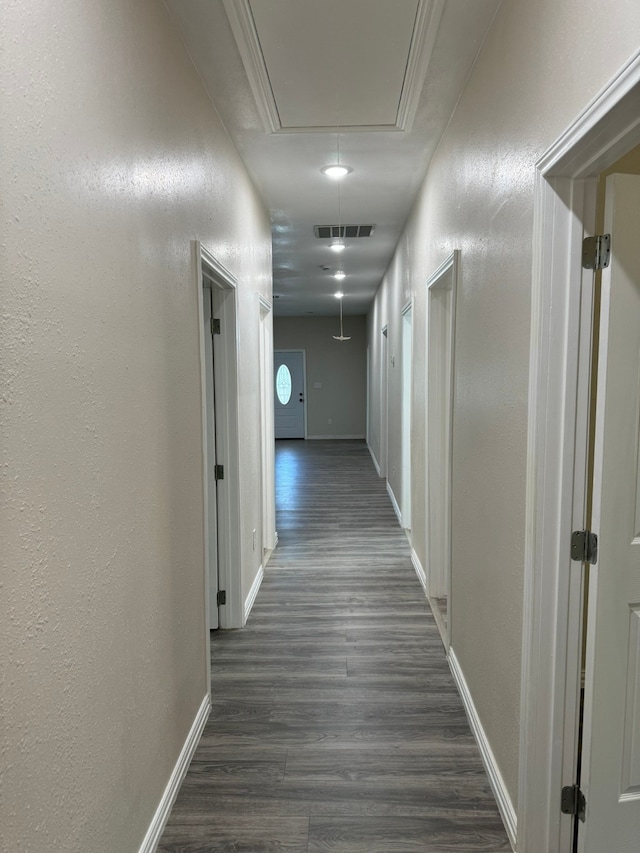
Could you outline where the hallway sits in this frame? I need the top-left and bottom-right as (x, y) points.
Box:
(158, 440), (510, 852)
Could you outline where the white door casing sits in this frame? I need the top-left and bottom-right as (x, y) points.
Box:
(274, 350), (305, 439)
(401, 302), (413, 531)
(380, 325), (389, 478)
(580, 173), (640, 851)
(520, 51), (640, 853)
(426, 251), (458, 641)
(195, 242), (244, 632)
(202, 285), (220, 629)
(259, 296), (276, 554)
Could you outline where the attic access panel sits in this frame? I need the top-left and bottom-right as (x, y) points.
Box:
(224, 0), (443, 132)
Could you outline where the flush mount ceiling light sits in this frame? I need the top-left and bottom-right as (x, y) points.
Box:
(321, 164), (352, 179)
(329, 239), (345, 253)
(334, 291), (344, 299)
(333, 271), (346, 281)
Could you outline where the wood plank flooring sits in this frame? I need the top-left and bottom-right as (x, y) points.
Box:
(158, 440), (511, 853)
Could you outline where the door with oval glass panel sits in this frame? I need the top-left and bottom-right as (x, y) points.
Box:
(274, 350), (306, 439)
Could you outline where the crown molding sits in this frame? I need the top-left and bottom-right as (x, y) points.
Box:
(396, 0), (445, 132)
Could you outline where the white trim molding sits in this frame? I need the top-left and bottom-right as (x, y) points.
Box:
(199, 249), (238, 290)
(425, 250), (459, 611)
(193, 240), (214, 675)
(198, 242), (244, 630)
(258, 293), (272, 312)
(258, 296), (276, 555)
(368, 443), (382, 476)
(386, 481), (402, 525)
(395, 0), (445, 132)
(401, 297), (414, 317)
(307, 434), (366, 440)
(138, 694), (210, 853)
(519, 48), (640, 853)
(449, 649), (517, 849)
(410, 548), (427, 592)
(244, 564), (264, 623)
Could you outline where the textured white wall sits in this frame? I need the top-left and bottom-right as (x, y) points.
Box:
(274, 316), (367, 439)
(367, 0), (640, 807)
(0, 0), (271, 850)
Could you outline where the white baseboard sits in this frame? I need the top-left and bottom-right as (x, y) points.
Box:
(306, 434), (366, 440)
(367, 443), (381, 476)
(448, 648), (517, 850)
(244, 564), (264, 623)
(386, 482), (402, 525)
(411, 548), (427, 593)
(138, 693), (210, 853)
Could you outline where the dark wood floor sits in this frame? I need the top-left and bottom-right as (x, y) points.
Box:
(158, 440), (510, 852)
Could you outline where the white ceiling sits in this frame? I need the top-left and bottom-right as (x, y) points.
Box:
(165, 0), (501, 316)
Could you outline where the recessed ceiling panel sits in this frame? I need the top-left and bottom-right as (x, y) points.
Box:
(171, 0), (502, 315)
(222, 0), (444, 132)
(249, 0), (419, 129)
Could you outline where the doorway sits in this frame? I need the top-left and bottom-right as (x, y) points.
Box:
(426, 251), (458, 647)
(195, 242), (243, 635)
(201, 282), (220, 630)
(519, 57), (640, 853)
(259, 297), (276, 556)
(401, 302), (413, 532)
(274, 350), (306, 439)
(577, 167), (640, 853)
(380, 325), (389, 478)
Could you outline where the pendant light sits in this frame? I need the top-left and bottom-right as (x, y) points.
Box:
(333, 293), (351, 342)
(327, 103), (350, 341)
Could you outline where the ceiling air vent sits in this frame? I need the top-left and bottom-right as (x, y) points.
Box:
(314, 225), (375, 239)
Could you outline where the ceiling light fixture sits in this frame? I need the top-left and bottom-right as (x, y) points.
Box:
(329, 239), (345, 253)
(333, 293), (351, 342)
(333, 270), (346, 281)
(334, 291), (344, 299)
(321, 164), (352, 179)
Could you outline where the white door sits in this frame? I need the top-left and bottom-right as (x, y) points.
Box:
(203, 285), (219, 629)
(580, 173), (640, 849)
(274, 350), (305, 439)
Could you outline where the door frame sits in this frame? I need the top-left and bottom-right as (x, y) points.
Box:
(259, 295), (276, 555)
(380, 325), (389, 478)
(201, 282), (220, 631)
(274, 348), (307, 439)
(425, 250), (459, 647)
(194, 241), (244, 635)
(401, 299), (413, 532)
(366, 344), (371, 447)
(519, 50), (640, 853)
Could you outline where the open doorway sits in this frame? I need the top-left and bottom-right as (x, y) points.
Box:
(426, 251), (459, 647)
(380, 325), (389, 478)
(259, 297), (276, 558)
(401, 302), (413, 533)
(520, 58), (640, 853)
(195, 242), (243, 635)
(201, 281), (221, 630)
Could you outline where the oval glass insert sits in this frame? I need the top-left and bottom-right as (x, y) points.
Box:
(276, 364), (292, 405)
